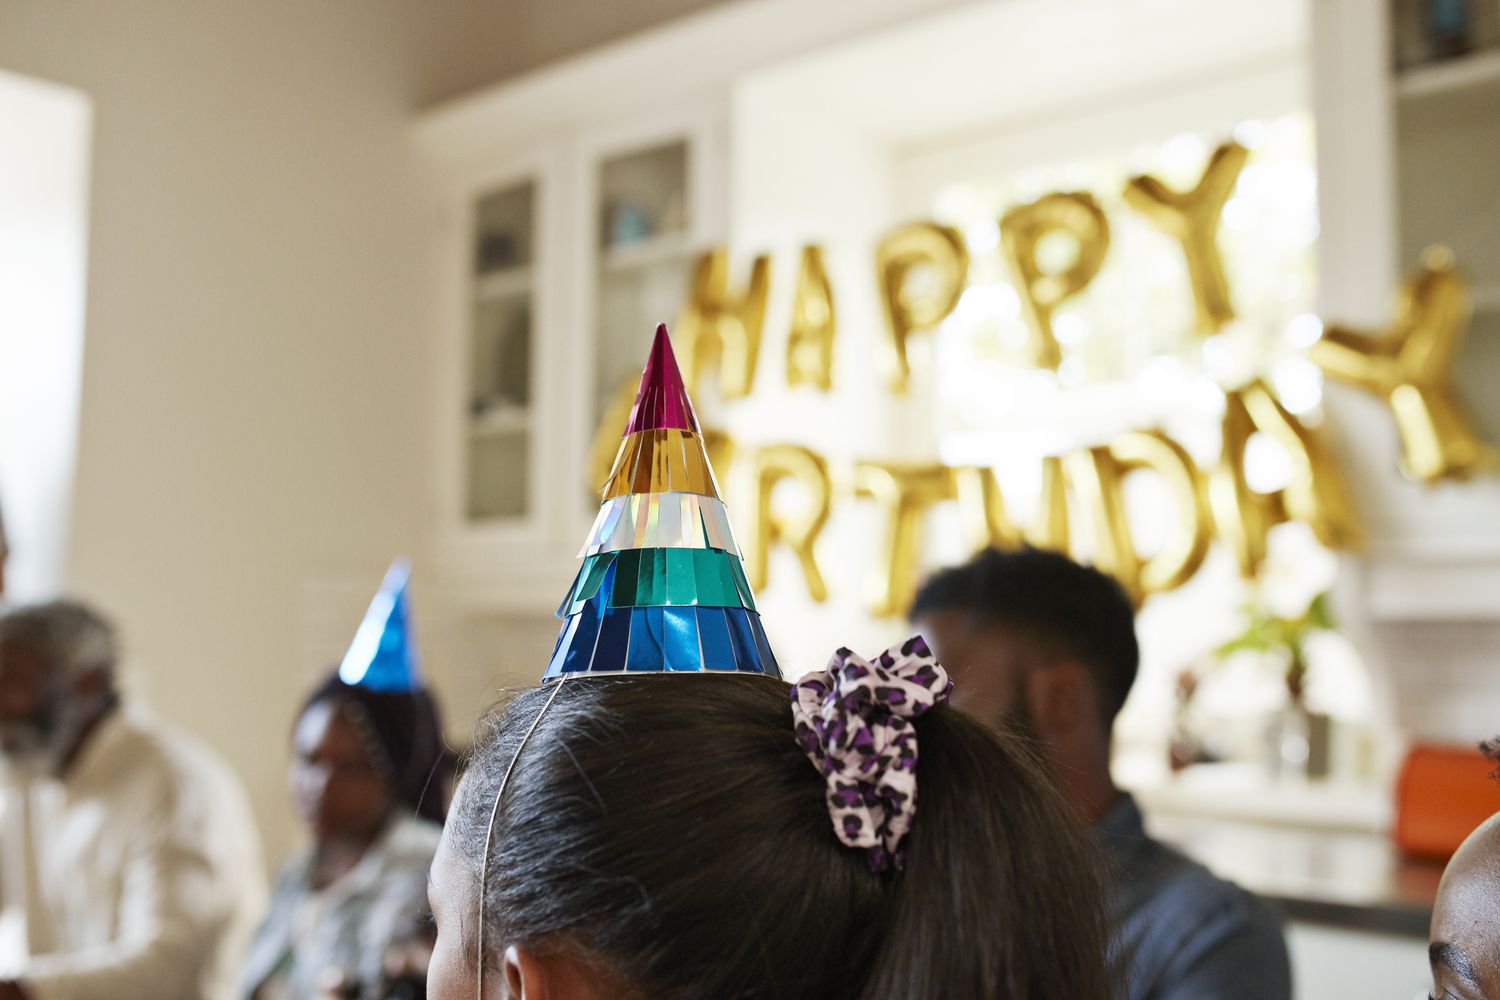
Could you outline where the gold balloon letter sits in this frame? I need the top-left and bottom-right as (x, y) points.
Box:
(1066, 431), (1212, 605)
(786, 245), (836, 391)
(1123, 140), (1248, 335)
(1209, 379), (1361, 577)
(746, 444), (832, 602)
(1000, 193), (1111, 370)
(677, 248), (771, 399)
(952, 456), (1071, 553)
(1033, 455), (1071, 552)
(1209, 385), (1280, 577)
(1312, 247), (1496, 483)
(854, 463), (955, 617)
(1238, 381), (1360, 552)
(587, 377), (643, 492)
(952, 466), (1025, 551)
(875, 222), (969, 393)
(699, 427), (739, 488)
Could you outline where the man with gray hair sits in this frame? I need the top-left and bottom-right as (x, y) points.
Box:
(0, 599), (264, 1000)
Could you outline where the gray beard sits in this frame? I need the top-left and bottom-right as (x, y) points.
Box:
(0, 703), (79, 780)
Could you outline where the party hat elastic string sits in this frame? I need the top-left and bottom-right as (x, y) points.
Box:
(475, 676), (568, 997)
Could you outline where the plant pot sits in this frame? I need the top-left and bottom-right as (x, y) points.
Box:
(1265, 702), (1332, 781)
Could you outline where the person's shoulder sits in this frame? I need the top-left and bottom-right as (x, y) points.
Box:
(115, 708), (242, 789)
(1130, 835), (1284, 940)
(1123, 838), (1292, 998)
(101, 708), (259, 833)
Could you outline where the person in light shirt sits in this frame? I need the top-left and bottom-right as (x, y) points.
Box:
(0, 599), (264, 1000)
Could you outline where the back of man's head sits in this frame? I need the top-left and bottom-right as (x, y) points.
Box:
(0, 598), (117, 680)
(910, 547), (1139, 729)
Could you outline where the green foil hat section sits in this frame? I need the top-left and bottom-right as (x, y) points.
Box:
(556, 547), (757, 619)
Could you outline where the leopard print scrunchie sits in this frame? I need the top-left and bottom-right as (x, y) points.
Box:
(789, 635), (953, 872)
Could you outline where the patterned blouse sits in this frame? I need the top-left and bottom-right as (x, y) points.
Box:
(241, 815), (441, 1000)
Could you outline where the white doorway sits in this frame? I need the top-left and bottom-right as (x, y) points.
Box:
(0, 68), (91, 600)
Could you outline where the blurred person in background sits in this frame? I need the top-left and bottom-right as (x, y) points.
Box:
(0, 598), (265, 1000)
(912, 546), (1292, 1000)
(1427, 738), (1500, 1000)
(0, 495), (9, 600)
(243, 562), (450, 1000)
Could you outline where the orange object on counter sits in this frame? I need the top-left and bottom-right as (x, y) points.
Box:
(1395, 744), (1500, 862)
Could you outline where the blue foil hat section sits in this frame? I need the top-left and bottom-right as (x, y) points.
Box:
(338, 558), (422, 693)
(543, 604), (779, 680)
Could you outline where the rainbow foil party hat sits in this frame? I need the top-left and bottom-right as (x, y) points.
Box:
(544, 324), (780, 680)
(340, 557), (423, 693)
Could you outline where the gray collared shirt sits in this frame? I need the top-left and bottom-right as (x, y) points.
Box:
(1097, 794), (1292, 1000)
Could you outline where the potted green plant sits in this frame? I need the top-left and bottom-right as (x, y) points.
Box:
(1215, 591), (1337, 779)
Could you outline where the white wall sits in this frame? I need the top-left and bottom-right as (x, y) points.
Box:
(0, 0), (788, 877)
(0, 0), (437, 867)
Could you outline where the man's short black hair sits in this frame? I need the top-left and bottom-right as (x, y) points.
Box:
(1483, 737), (1500, 781)
(910, 546), (1140, 727)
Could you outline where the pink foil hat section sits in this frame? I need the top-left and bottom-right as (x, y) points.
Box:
(623, 323), (701, 436)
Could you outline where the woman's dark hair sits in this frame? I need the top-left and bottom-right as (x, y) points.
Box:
(300, 673), (453, 824)
(451, 675), (1110, 1000)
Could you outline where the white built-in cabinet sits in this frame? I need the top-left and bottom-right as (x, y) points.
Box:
(418, 90), (729, 610)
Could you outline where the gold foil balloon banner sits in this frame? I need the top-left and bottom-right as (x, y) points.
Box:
(1124, 140), (1248, 335)
(582, 405), (1363, 616)
(1237, 380), (1361, 553)
(786, 245), (836, 390)
(677, 248), (771, 399)
(1034, 455), (1071, 551)
(1312, 247), (1496, 484)
(700, 427), (739, 489)
(854, 462), (955, 617)
(1210, 383), (1286, 577)
(952, 465), (1025, 550)
(1208, 379), (1361, 577)
(952, 456), (1070, 553)
(1067, 431), (1213, 606)
(875, 222), (969, 393)
(588, 378), (644, 492)
(1000, 192), (1111, 370)
(573, 134), (1500, 616)
(745, 444), (833, 602)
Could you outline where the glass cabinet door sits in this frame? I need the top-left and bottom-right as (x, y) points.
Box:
(468, 180), (536, 520)
(592, 140), (695, 437)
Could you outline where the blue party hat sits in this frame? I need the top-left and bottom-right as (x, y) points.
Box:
(339, 558), (422, 693)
